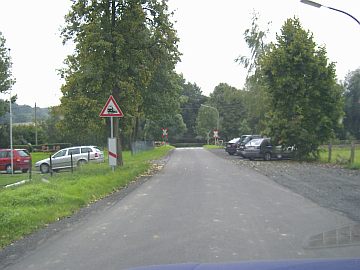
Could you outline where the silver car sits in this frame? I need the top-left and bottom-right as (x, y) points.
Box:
(35, 146), (104, 173)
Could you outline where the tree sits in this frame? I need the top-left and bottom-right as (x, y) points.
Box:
(236, 12), (271, 134)
(206, 83), (246, 141)
(60, 0), (180, 163)
(195, 106), (218, 143)
(0, 31), (15, 118)
(343, 68), (360, 139)
(143, 114), (186, 141)
(180, 79), (208, 139)
(236, 11), (271, 75)
(260, 18), (344, 158)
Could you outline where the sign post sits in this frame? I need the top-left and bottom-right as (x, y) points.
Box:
(213, 129), (219, 145)
(161, 128), (168, 144)
(99, 95), (124, 170)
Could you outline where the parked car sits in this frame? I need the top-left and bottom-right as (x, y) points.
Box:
(236, 134), (262, 156)
(225, 137), (241, 155)
(35, 146), (104, 173)
(0, 149), (31, 173)
(241, 138), (294, 161)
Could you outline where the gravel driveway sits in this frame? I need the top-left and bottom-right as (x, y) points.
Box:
(209, 149), (360, 222)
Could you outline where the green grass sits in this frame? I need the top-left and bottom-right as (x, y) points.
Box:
(319, 145), (360, 169)
(0, 152), (52, 187)
(31, 152), (53, 163)
(0, 145), (173, 249)
(203, 144), (224, 149)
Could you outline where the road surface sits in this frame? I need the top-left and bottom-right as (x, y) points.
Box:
(1, 148), (359, 270)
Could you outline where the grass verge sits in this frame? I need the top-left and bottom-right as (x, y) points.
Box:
(203, 144), (224, 149)
(318, 146), (360, 169)
(0, 152), (52, 187)
(0, 145), (173, 249)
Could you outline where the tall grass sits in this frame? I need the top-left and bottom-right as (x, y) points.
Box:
(0, 152), (51, 187)
(0, 146), (173, 249)
(319, 145), (360, 169)
(203, 144), (224, 149)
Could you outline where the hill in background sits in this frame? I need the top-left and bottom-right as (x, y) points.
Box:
(0, 104), (49, 124)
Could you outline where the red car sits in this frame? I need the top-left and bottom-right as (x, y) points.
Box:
(0, 149), (31, 173)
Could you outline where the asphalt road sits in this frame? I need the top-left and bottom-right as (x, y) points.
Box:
(2, 148), (359, 270)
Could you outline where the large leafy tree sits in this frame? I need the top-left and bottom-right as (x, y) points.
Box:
(0, 31), (15, 118)
(205, 83), (246, 141)
(260, 18), (343, 158)
(180, 79), (208, 139)
(195, 106), (218, 143)
(236, 12), (270, 134)
(60, 0), (180, 163)
(343, 68), (360, 139)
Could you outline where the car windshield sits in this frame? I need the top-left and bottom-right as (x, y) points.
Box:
(228, 138), (240, 143)
(17, 150), (29, 157)
(247, 139), (263, 146)
(52, 149), (67, 158)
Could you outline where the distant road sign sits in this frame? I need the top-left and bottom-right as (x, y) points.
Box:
(99, 95), (124, 117)
(162, 128), (168, 138)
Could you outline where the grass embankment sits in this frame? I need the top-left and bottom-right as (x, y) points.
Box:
(203, 144), (224, 149)
(319, 145), (360, 169)
(0, 152), (50, 187)
(0, 145), (173, 249)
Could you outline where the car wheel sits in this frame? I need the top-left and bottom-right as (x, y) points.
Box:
(228, 152), (234, 155)
(5, 164), (12, 174)
(77, 160), (87, 167)
(40, 163), (50, 174)
(264, 152), (271, 161)
(22, 169), (28, 173)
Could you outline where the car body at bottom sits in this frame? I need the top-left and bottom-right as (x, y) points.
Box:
(35, 146), (104, 173)
(225, 135), (262, 156)
(241, 138), (294, 161)
(236, 134), (262, 156)
(0, 149), (31, 173)
(225, 137), (241, 155)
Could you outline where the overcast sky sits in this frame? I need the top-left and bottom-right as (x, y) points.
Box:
(0, 0), (359, 108)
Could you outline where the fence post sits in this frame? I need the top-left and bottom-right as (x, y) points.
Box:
(71, 153), (73, 173)
(49, 155), (53, 177)
(29, 156), (32, 180)
(350, 141), (355, 164)
(328, 143), (332, 163)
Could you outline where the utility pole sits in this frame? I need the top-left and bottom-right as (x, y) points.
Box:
(7, 48), (13, 174)
(9, 90), (13, 174)
(35, 102), (38, 145)
(111, 0), (123, 166)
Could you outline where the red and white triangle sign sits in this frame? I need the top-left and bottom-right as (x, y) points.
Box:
(99, 95), (124, 117)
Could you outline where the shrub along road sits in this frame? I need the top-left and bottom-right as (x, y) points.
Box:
(1, 147), (359, 270)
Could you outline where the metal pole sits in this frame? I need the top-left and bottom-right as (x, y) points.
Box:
(111, 116), (114, 138)
(70, 153), (73, 174)
(29, 156), (32, 180)
(35, 102), (38, 145)
(110, 117), (115, 172)
(300, 0), (360, 26)
(49, 154), (53, 177)
(9, 91), (13, 175)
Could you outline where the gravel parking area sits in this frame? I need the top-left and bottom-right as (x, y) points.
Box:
(209, 148), (360, 222)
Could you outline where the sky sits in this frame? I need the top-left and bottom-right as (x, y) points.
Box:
(0, 0), (359, 108)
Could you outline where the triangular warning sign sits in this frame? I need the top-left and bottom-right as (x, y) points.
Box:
(99, 95), (124, 117)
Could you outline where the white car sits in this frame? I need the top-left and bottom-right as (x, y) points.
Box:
(35, 146), (104, 173)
